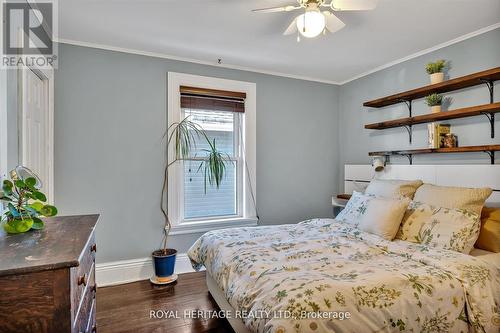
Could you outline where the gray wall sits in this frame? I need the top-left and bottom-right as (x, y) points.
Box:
(54, 44), (340, 263)
(55, 28), (499, 263)
(338, 28), (500, 191)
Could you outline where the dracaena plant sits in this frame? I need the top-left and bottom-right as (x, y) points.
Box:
(159, 117), (230, 254)
(1, 177), (57, 234)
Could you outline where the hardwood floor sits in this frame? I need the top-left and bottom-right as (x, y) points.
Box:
(97, 271), (235, 333)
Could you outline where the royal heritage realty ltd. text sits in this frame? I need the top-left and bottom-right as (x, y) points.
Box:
(150, 309), (352, 320)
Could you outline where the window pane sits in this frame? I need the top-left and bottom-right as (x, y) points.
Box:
(181, 108), (238, 220)
(184, 161), (236, 219)
(183, 109), (235, 156)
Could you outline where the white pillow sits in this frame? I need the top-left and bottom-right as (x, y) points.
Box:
(336, 191), (410, 240)
(365, 179), (423, 199)
(357, 196), (411, 240)
(413, 184), (492, 215)
(396, 201), (481, 254)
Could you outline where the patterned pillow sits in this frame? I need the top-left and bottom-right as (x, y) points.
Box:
(413, 184), (492, 215)
(336, 191), (372, 226)
(396, 201), (481, 254)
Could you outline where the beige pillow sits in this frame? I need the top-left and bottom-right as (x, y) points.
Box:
(358, 196), (411, 240)
(413, 184), (492, 215)
(396, 201), (481, 254)
(365, 179), (423, 199)
(475, 207), (500, 253)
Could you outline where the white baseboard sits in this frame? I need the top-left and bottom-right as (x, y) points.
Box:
(95, 253), (203, 287)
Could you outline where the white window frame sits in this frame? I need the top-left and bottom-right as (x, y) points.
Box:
(167, 72), (257, 235)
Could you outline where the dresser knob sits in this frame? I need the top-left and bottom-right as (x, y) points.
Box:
(77, 274), (87, 286)
(90, 244), (97, 253)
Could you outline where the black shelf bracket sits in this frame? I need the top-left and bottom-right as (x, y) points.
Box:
(485, 150), (495, 164)
(403, 125), (412, 144)
(480, 79), (494, 103)
(480, 79), (495, 138)
(399, 99), (413, 117)
(399, 153), (413, 165)
(480, 112), (495, 138)
(399, 99), (413, 144)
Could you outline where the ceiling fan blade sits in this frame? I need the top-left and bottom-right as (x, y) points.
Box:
(283, 17), (298, 35)
(330, 0), (378, 11)
(323, 11), (346, 34)
(252, 5), (301, 13)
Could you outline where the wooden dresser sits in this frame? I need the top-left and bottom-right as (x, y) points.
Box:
(0, 214), (99, 333)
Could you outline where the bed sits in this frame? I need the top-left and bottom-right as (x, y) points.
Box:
(188, 219), (499, 333)
(187, 165), (500, 333)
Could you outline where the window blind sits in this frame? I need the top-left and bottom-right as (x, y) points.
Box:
(180, 85), (245, 113)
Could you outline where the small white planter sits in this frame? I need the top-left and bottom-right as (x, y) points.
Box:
(431, 105), (442, 113)
(430, 72), (444, 84)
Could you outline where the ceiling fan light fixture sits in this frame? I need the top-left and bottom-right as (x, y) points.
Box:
(296, 9), (325, 38)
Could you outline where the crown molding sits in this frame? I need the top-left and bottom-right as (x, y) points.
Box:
(56, 22), (499, 86)
(55, 38), (341, 85)
(338, 22), (500, 85)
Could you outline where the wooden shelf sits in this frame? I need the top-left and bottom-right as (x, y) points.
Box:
(364, 67), (500, 108)
(365, 103), (500, 130)
(337, 194), (352, 200)
(369, 144), (500, 164)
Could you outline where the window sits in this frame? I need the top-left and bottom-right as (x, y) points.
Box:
(167, 73), (257, 234)
(182, 105), (240, 220)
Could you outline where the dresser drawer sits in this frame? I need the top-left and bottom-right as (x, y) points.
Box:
(73, 264), (95, 333)
(71, 232), (96, 322)
(85, 298), (96, 333)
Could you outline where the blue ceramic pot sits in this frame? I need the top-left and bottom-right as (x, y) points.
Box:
(152, 249), (177, 277)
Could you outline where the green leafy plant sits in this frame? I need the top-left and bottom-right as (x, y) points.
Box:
(1, 176), (57, 234)
(159, 117), (230, 254)
(425, 60), (446, 74)
(425, 93), (443, 106)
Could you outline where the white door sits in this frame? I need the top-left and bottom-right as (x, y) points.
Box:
(21, 67), (54, 203)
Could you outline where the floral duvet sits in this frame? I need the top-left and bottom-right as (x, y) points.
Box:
(187, 219), (500, 333)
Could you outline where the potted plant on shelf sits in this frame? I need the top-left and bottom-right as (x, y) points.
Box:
(426, 60), (447, 84)
(153, 117), (230, 285)
(1, 166), (57, 234)
(425, 93), (443, 113)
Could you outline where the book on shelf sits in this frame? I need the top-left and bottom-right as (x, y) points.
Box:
(428, 123), (451, 148)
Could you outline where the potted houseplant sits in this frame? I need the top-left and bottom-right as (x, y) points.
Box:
(425, 93), (443, 113)
(0, 166), (57, 234)
(426, 60), (447, 84)
(153, 117), (230, 284)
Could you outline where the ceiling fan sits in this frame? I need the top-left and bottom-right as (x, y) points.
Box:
(252, 0), (378, 40)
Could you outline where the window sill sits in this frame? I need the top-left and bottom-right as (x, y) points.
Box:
(169, 217), (259, 235)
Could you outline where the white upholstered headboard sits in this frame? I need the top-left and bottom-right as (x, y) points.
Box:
(344, 165), (500, 207)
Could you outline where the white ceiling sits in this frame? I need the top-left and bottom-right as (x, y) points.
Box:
(58, 0), (500, 84)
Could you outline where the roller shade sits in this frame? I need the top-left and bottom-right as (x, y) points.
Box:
(180, 85), (245, 113)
